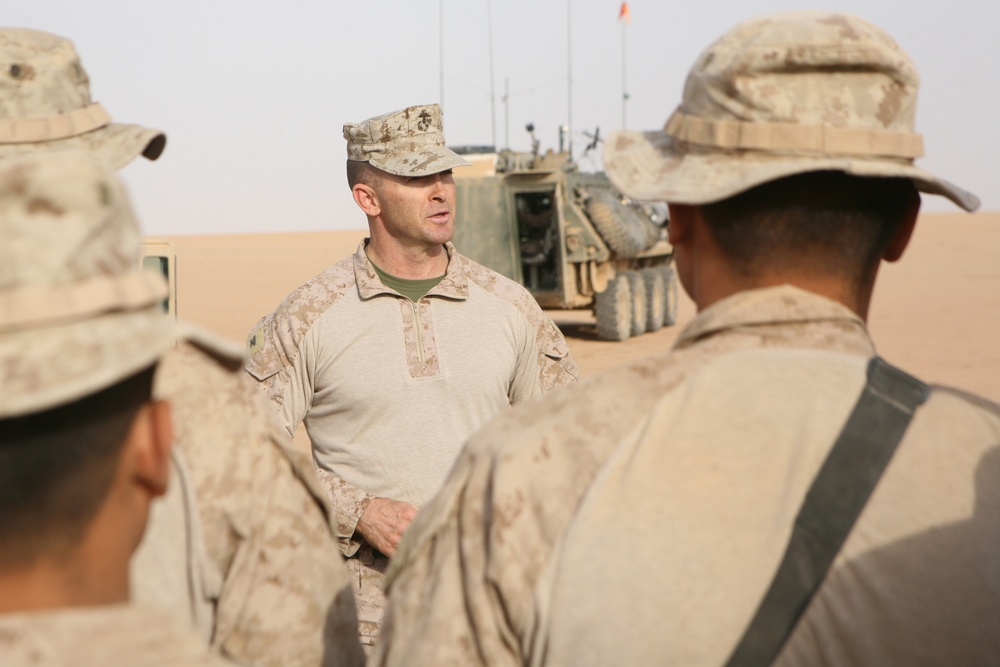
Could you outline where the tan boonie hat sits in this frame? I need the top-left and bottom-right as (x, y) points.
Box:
(604, 12), (979, 212)
(0, 28), (166, 170)
(0, 151), (175, 418)
(344, 103), (469, 177)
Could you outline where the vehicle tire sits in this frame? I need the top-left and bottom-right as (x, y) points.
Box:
(641, 267), (665, 332)
(661, 264), (679, 326)
(624, 270), (647, 337)
(595, 273), (632, 341)
(585, 189), (654, 258)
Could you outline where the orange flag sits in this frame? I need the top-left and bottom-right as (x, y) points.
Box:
(618, 2), (631, 24)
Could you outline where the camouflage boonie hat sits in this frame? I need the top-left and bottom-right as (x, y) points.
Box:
(604, 12), (979, 211)
(0, 152), (175, 418)
(344, 103), (469, 177)
(0, 28), (166, 170)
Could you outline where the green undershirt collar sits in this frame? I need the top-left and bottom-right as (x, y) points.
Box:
(367, 252), (446, 302)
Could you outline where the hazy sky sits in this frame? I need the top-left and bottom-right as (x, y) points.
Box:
(8, 0), (999, 236)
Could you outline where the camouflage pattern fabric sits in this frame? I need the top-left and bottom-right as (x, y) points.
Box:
(343, 546), (390, 650)
(0, 28), (165, 169)
(343, 104), (469, 177)
(372, 286), (1000, 666)
(0, 151), (173, 418)
(603, 12), (979, 211)
(0, 604), (237, 667)
(148, 337), (365, 667)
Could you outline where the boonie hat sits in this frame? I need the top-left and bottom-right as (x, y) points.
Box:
(0, 151), (174, 418)
(0, 28), (166, 170)
(344, 103), (469, 177)
(604, 12), (979, 211)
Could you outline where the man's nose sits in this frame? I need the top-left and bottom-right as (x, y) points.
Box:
(429, 175), (447, 200)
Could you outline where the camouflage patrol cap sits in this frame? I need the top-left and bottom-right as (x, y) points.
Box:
(0, 152), (175, 418)
(0, 28), (166, 170)
(344, 103), (469, 177)
(604, 12), (979, 211)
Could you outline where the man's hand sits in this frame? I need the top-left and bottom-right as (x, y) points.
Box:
(356, 497), (418, 557)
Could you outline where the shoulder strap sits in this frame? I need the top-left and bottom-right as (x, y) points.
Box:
(725, 357), (930, 667)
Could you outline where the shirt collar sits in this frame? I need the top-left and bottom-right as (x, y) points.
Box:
(353, 240), (469, 301)
(675, 285), (872, 351)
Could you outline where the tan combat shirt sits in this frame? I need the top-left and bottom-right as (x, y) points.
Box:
(132, 331), (364, 667)
(0, 604), (237, 667)
(245, 241), (578, 546)
(373, 285), (1000, 666)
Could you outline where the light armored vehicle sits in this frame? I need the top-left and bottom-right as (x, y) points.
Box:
(451, 143), (677, 340)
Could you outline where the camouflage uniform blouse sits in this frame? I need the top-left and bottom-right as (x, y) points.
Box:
(244, 241), (577, 541)
(0, 604), (237, 667)
(373, 285), (1000, 666)
(243, 241), (578, 646)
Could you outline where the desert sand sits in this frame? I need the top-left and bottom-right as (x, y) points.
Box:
(149, 210), (1000, 403)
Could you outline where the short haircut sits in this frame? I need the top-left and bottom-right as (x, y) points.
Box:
(700, 171), (918, 291)
(346, 159), (384, 190)
(0, 364), (158, 568)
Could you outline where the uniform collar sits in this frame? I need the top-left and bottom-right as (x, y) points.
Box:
(354, 240), (469, 301)
(0, 604), (211, 666)
(675, 285), (871, 350)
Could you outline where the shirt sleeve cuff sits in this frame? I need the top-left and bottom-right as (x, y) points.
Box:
(314, 468), (375, 557)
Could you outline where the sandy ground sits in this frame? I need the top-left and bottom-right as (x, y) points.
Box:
(150, 210), (1000, 404)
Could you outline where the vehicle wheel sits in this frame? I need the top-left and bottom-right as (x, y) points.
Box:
(594, 273), (632, 341)
(661, 264), (679, 326)
(624, 270), (647, 337)
(585, 189), (654, 258)
(641, 267), (665, 332)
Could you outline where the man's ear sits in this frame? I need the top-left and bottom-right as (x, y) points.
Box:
(129, 400), (173, 498)
(352, 184), (380, 217)
(883, 189), (921, 263)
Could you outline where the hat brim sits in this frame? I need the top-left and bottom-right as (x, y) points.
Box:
(0, 122), (166, 171)
(369, 145), (471, 178)
(604, 129), (980, 212)
(0, 304), (177, 418)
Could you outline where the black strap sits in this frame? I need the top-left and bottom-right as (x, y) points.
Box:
(725, 357), (929, 667)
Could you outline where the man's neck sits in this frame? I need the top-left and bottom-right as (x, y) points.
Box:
(692, 271), (872, 322)
(0, 551), (128, 615)
(365, 238), (449, 279)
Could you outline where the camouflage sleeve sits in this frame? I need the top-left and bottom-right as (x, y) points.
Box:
(509, 279), (580, 390)
(244, 312), (314, 439)
(535, 312), (580, 390)
(314, 468), (377, 557)
(158, 341), (365, 667)
(508, 317), (545, 405)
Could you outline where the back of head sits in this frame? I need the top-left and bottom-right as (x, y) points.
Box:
(700, 171), (917, 289)
(0, 28), (166, 168)
(0, 365), (156, 568)
(0, 151), (177, 568)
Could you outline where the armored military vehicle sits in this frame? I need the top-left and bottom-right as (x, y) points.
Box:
(451, 142), (677, 341)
